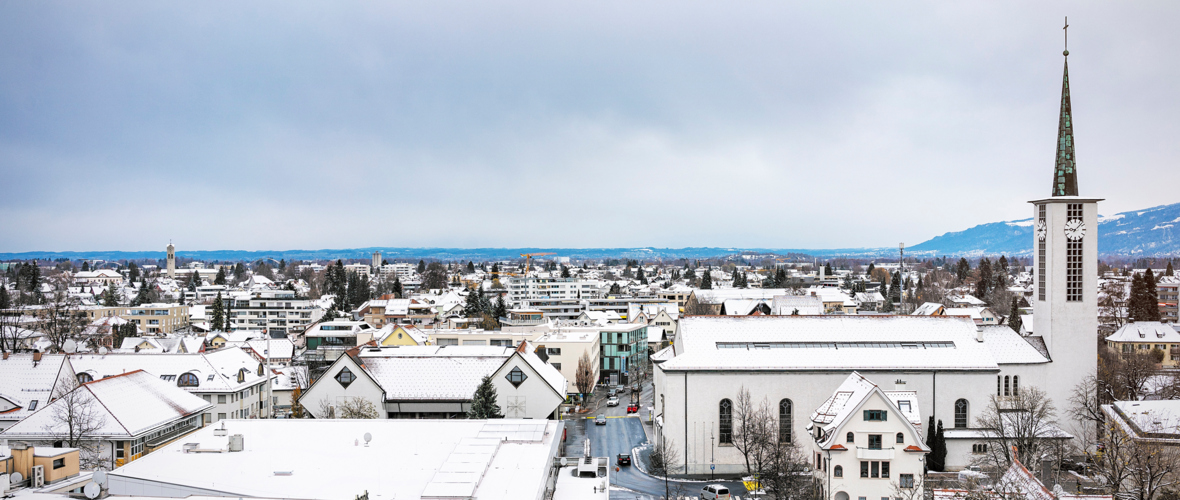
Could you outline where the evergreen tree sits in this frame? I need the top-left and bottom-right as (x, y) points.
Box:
(998, 255), (1010, 275)
(82, 261), (91, 272)
(930, 420), (947, 472)
(1145, 268), (1161, 321)
(132, 281), (152, 306)
(866, 263), (875, 277)
(824, 262), (833, 276)
(0, 285), (9, 310)
(214, 267), (227, 285)
(211, 292), (226, 331)
(609, 283), (622, 295)
(1167, 262), (1175, 277)
(417, 260), (426, 274)
(683, 267), (696, 285)
(466, 261), (476, 273)
(1008, 296), (1023, 333)
(561, 265), (571, 278)
(493, 296), (507, 321)
(464, 290), (484, 317)
(976, 258), (992, 299)
(128, 262), (140, 283)
(955, 258), (970, 282)
(467, 375), (502, 419)
(392, 278), (404, 299)
(102, 285), (120, 307)
(188, 269), (200, 292)
(233, 263), (247, 282)
(700, 268), (713, 289)
(637, 267), (647, 285)
(925, 416), (937, 470)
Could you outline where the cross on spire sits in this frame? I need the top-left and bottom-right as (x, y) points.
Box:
(1063, 17), (1069, 55)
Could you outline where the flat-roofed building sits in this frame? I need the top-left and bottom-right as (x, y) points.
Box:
(229, 290), (320, 336)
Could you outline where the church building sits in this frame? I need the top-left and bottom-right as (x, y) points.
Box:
(652, 40), (1099, 484)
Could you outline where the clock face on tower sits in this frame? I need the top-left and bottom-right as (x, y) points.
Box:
(1035, 220), (1047, 241)
(1064, 219), (1086, 241)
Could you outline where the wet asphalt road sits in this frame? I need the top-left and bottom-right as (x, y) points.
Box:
(565, 384), (750, 500)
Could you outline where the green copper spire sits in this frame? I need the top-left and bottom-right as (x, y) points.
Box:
(1052, 22), (1078, 196)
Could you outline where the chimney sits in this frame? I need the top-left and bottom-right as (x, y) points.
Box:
(976, 328), (984, 342)
(3, 352), (8, 360)
(894, 379), (906, 391)
(32, 352), (41, 363)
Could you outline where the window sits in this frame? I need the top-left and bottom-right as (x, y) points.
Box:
(871, 461), (879, 478)
(846, 432), (854, 443)
(505, 367), (528, 387)
(551, 363), (561, 371)
(881, 461), (889, 478)
(1038, 204), (1046, 301)
(896, 432), (905, 444)
(218, 395), (226, 404)
(900, 474), (915, 488)
(178, 373), (200, 387)
(868, 434), (882, 449)
(28, 400), (37, 411)
(955, 399), (968, 428)
(77, 373), (93, 384)
(861, 461), (869, 478)
(237, 369), (247, 383)
(53, 458), (65, 469)
(115, 441), (125, 459)
(218, 413), (226, 420)
(335, 367), (356, 388)
(1004, 376), (1010, 396)
(997, 375), (1002, 396)
(1013, 376), (1019, 395)
(973, 443), (988, 454)
(1067, 204), (1083, 302)
(547, 348), (562, 356)
(779, 399), (793, 443)
(863, 410), (887, 421)
(160, 374), (176, 382)
(719, 399), (733, 444)
(834, 465), (843, 477)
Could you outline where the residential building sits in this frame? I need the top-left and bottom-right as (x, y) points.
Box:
(73, 269), (124, 285)
(302, 319), (375, 359)
(122, 303), (190, 334)
(343, 263), (371, 278)
(229, 290), (320, 336)
(0, 444), (82, 490)
(506, 277), (604, 305)
(534, 328), (601, 396)
(0, 370), (211, 468)
(598, 322), (647, 386)
(809, 372), (928, 500)
(300, 343), (566, 419)
(428, 328), (536, 347)
(374, 324), (429, 346)
(0, 353), (77, 431)
(657, 285), (694, 310)
(70, 348), (273, 424)
(1104, 322), (1180, 366)
(1160, 277), (1179, 324)
(102, 418), (564, 499)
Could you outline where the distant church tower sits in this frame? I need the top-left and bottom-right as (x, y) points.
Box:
(1031, 28), (1102, 397)
(166, 242), (176, 279)
(372, 250), (382, 270)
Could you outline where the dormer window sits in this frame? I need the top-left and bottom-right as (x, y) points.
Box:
(178, 373), (200, 387)
(257, 363), (264, 376)
(237, 369), (247, 383)
(76, 373), (93, 384)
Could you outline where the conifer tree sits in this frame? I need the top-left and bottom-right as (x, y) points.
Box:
(1145, 268), (1161, 321)
(866, 263), (875, 278)
(467, 261), (475, 273)
(976, 258), (992, 299)
(1167, 261), (1175, 277)
(0, 285), (9, 310)
(637, 267), (647, 285)
(214, 268), (227, 285)
(925, 416), (937, 470)
(493, 296), (507, 321)
(609, 283), (621, 295)
(930, 420), (947, 471)
(392, 278), (404, 299)
(955, 258), (970, 282)
(211, 292), (226, 331)
(81, 261), (91, 272)
(467, 375), (502, 419)
(561, 265), (571, 278)
(417, 260), (426, 274)
(683, 267), (696, 285)
(102, 285), (120, 307)
(700, 268), (713, 289)
(464, 290), (484, 317)
(824, 262), (833, 276)
(128, 262), (140, 283)
(1129, 272), (1147, 322)
(1007, 296), (1023, 333)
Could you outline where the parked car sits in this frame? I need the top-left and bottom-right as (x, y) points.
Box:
(617, 454), (631, 466)
(701, 484), (731, 500)
(607, 396), (620, 407)
(595, 414), (607, 425)
(626, 404), (639, 414)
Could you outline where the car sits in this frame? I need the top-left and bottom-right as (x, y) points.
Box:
(626, 404), (639, 414)
(607, 396), (620, 407)
(595, 414), (607, 425)
(617, 454), (632, 466)
(700, 484), (731, 500)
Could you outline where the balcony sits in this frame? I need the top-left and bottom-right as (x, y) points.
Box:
(856, 447), (895, 460)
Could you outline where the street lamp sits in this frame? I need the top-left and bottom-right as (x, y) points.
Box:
(710, 430), (715, 480)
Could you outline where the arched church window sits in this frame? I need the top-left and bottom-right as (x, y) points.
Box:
(954, 399), (968, 428)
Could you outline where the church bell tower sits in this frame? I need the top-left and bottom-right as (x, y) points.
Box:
(1031, 22), (1101, 390)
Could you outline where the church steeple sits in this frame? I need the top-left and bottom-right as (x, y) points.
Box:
(1052, 19), (1078, 196)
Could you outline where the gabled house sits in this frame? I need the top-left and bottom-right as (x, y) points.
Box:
(375, 324), (428, 347)
(809, 372), (929, 500)
(0, 353), (76, 431)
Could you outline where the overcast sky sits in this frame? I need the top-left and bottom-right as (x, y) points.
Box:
(1, 1), (1177, 253)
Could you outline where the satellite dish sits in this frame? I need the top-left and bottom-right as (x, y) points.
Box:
(63, 340), (78, 353)
(83, 481), (101, 499)
(363, 432), (372, 446)
(93, 470), (108, 487)
(10, 472), (23, 484)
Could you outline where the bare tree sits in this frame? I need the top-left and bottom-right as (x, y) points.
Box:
(647, 432), (682, 500)
(1099, 279), (1130, 329)
(974, 385), (1061, 469)
(575, 350), (594, 401)
(731, 387), (774, 477)
(1126, 437), (1180, 500)
(318, 397), (379, 419)
(683, 295), (715, 316)
(45, 378), (109, 469)
(0, 305), (38, 353)
(39, 291), (88, 352)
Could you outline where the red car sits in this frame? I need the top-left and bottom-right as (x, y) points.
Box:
(626, 404), (639, 414)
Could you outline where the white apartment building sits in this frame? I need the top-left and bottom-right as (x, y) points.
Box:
(229, 290), (321, 336)
(533, 328), (601, 396)
(506, 277), (605, 305)
(379, 263), (416, 281)
(344, 263), (371, 278)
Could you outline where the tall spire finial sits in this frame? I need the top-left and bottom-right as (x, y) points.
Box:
(1063, 17), (1069, 56)
(1052, 19), (1078, 196)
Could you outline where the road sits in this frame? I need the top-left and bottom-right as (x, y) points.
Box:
(565, 383), (750, 500)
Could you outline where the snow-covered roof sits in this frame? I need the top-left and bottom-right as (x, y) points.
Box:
(1105, 322), (1180, 343)
(355, 345), (514, 401)
(0, 353), (72, 422)
(693, 288), (791, 303)
(912, 302), (945, 316)
(244, 338), (296, 360)
(809, 372), (928, 451)
(517, 343), (568, 396)
(70, 348), (269, 393)
(660, 316), (999, 372)
(979, 326), (1051, 364)
(721, 299), (768, 316)
(771, 295), (824, 316)
(106, 419), (562, 500)
(1, 370), (211, 439)
(1106, 400), (1180, 439)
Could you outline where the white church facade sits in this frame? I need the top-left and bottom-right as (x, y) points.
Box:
(652, 44), (1098, 486)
